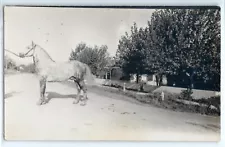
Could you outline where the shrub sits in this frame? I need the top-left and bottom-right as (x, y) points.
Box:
(103, 80), (157, 93)
(102, 81), (220, 116)
(193, 96), (220, 115)
(180, 88), (193, 100)
(165, 92), (180, 100)
(95, 84), (220, 116)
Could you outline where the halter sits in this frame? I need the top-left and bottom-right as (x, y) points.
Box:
(23, 43), (37, 57)
(5, 42), (36, 59)
(23, 47), (34, 57)
(5, 49), (21, 57)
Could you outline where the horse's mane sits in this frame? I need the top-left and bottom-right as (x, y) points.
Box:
(36, 44), (55, 62)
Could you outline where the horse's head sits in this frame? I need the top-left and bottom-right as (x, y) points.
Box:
(19, 41), (37, 58)
(20, 41), (55, 66)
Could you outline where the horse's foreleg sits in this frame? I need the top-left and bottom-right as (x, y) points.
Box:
(37, 78), (47, 105)
(73, 81), (81, 104)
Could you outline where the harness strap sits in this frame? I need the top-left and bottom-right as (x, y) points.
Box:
(24, 48), (33, 56)
(5, 49), (21, 58)
(5, 49), (33, 58)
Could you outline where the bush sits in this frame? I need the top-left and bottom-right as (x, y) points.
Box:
(193, 96), (220, 115)
(103, 80), (157, 93)
(102, 81), (220, 116)
(164, 92), (180, 100)
(128, 91), (220, 116)
(180, 88), (193, 100)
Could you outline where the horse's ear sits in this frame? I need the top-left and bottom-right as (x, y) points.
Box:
(32, 41), (36, 47)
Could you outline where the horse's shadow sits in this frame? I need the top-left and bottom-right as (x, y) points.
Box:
(45, 92), (83, 103)
(5, 91), (21, 99)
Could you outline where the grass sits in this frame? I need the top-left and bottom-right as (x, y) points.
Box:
(4, 69), (20, 76)
(89, 84), (220, 116)
(103, 80), (158, 93)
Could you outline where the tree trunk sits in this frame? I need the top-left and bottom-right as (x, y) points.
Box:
(155, 74), (159, 86)
(189, 75), (194, 91)
(189, 70), (195, 91)
(156, 74), (161, 86)
(159, 74), (163, 86)
(186, 70), (195, 100)
(136, 73), (139, 83)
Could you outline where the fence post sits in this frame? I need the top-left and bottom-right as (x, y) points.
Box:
(123, 83), (126, 92)
(161, 91), (164, 101)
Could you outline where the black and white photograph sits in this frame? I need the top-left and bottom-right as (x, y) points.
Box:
(3, 6), (221, 141)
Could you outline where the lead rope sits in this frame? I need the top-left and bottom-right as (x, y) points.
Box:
(5, 49), (22, 58)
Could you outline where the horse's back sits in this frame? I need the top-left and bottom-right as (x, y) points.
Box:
(42, 61), (77, 81)
(41, 60), (93, 82)
(69, 60), (86, 66)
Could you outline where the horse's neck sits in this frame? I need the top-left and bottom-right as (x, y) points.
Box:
(34, 47), (55, 70)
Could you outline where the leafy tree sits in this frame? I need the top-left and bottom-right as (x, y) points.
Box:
(69, 42), (87, 61)
(24, 63), (36, 73)
(116, 23), (148, 83)
(147, 9), (220, 90)
(116, 8), (220, 90)
(69, 42), (111, 76)
(4, 55), (17, 70)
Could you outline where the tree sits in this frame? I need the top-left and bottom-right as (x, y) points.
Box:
(116, 8), (220, 90)
(116, 23), (148, 83)
(69, 42), (87, 61)
(147, 9), (220, 91)
(69, 42), (111, 76)
(4, 55), (17, 70)
(24, 63), (36, 73)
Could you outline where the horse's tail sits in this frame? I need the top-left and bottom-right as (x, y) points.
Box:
(84, 64), (95, 85)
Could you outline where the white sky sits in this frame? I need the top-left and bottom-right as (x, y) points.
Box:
(4, 7), (154, 65)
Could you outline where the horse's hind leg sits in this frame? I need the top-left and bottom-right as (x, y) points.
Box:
(78, 80), (88, 106)
(73, 80), (81, 104)
(37, 77), (47, 105)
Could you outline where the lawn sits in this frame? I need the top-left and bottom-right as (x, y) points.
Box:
(103, 80), (158, 93)
(88, 83), (220, 116)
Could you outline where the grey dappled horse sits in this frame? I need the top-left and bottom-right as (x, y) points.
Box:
(20, 41), (95, 106)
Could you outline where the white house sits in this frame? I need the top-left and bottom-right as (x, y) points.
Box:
(130, 74), (167, 86)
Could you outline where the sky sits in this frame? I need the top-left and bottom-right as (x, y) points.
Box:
(4, 7), (154, 65)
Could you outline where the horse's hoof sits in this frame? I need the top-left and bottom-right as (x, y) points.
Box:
(80, 101), (87, 106)
(36, 101), (43, 105)
(73, 100), (79, 104)
(42, 100), (47, 105)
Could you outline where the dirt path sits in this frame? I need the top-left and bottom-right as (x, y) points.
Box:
(4, 73), (220, 141)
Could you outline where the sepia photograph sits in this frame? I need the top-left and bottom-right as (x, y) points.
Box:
(3, 6), (220, 141)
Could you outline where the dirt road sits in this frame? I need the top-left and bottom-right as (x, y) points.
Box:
(4, 73), (220, 141)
